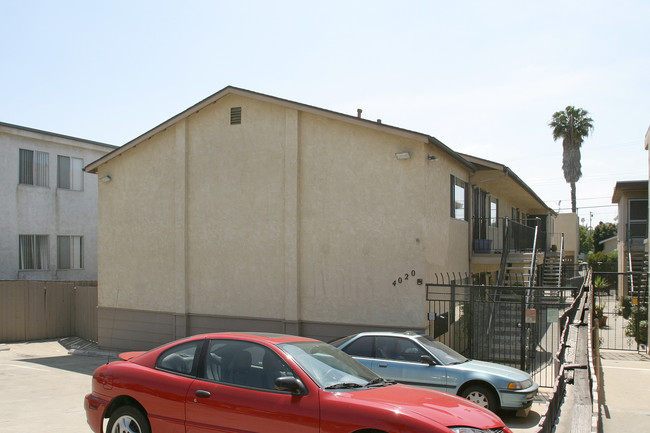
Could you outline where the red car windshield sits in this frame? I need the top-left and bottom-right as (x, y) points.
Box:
(278, 341), (380, 389)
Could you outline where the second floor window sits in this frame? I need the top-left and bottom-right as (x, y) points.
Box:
(19, 234), (49, 270)
(490, 196), (499, 226)
(450, 175), (469, 221)
(19, 149), (49, 187)
(57, 235), (83, 269)
(58, 156), (84, 190)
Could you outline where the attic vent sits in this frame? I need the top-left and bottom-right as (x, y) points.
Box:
(230, 107), (242, 125)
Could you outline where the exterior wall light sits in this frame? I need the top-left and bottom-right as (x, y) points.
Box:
(100, 175), (112, 183)
(427, 154), (439, 161)
(395, 152), (411, 160)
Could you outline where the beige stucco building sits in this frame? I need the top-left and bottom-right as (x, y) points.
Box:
(87, 87), (559, 350)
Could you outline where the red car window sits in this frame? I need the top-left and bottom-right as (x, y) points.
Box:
(156, 341), (201, 375)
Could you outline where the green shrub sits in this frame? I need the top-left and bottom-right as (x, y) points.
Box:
(618, 296), (632, 319)
(625, 306), (648, 345)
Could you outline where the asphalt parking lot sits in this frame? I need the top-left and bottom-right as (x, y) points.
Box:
(0, 338), (549, 433)
(0, 338), (118, 433)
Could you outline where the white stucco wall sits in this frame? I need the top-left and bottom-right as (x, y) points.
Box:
(95, 93), (472, 330)
(0, 123), (114, 280)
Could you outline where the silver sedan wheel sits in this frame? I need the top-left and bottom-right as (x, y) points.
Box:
(465, 390), (490, 408)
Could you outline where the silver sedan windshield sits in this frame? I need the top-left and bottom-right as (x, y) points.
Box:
(416, 336), (468, 365)
(279, 341), (380, 389)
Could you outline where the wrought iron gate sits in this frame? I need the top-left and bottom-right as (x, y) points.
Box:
(426, 278), (580, 387)
(593, 271), (648, 352)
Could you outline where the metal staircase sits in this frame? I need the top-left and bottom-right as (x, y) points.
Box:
(627, 241), (648, 293)
(542, 252), (562, 286)
(502, 254), (535, 286)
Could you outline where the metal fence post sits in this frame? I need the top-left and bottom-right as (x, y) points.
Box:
(469, 284), (474, 359)
(520, 293), (526, 371)
(450, 280), (456, 349)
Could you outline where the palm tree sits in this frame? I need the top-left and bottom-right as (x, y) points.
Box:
(549, 106), (594, 213)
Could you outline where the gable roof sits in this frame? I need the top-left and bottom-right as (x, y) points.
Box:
(85, 86), (475, 173)
(459, 153), (555, 215)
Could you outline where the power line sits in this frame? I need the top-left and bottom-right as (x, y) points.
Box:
(557, 204), (618, 212)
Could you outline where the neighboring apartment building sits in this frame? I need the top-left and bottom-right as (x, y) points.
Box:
(612, 180), (648, 297)
(0, 122), (116, 280)
(86, 86), (559, 351)
(647, 125), (650, 353)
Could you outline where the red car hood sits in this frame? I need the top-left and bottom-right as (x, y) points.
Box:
(340, 384), (505, 429)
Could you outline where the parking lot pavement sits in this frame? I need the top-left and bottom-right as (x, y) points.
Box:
(0, 338), (548, 433)
(0, 339), (117, 433)
(500, 389), (550, 433)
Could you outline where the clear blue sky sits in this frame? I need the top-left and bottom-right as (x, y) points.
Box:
(3, 0), (649, 226)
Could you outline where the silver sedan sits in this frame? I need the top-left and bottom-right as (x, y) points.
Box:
(331, 331), (538, 415)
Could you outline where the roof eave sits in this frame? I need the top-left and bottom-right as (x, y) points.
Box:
(611, 180), (648, 203)
(459, 153), (555, 215)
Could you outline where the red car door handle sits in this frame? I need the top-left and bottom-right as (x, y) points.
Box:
(195, 390), (211, 398)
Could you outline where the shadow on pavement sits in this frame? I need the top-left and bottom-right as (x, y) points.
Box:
(17, 354), (113, 375)
(14, 337), (119, 375)
(501, 409), (542, 430)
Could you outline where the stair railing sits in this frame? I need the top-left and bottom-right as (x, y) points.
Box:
(496, 218), (511, 286)
(629, 251), (635, 293)
(526, 218), (540, 306)
(557, 233), (565, 288)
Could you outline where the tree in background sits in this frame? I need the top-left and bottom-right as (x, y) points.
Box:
(579, 225), (594, 255)
(549, 106), (594, 213)
(592, 221), (617, 252)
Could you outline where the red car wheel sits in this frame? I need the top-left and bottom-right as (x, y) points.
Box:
(106, 406), (150, 433)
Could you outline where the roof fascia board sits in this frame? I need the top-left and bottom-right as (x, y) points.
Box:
(0, 121), (116, 150)
(612, 180), (648, 203)
(228, 87), (431, 142)
(461, 152), (555, 215)
(86, 87), (234, 173)
(428, 136), (475, 171)
(459, 153), (503, 171)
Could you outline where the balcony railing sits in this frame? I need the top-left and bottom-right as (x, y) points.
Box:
(472, 217), (542, 254)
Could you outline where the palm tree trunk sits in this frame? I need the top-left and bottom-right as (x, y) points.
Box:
(571, 182), (577, 213)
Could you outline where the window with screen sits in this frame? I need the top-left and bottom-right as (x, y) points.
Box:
(19, 149), (49, 187)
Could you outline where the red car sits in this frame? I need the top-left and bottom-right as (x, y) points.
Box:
(85, 332), (512, 433)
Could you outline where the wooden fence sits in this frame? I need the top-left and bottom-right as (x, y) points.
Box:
(0, 281), (97, 343)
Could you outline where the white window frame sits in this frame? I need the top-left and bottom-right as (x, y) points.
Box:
(57, 155), (84, 191)
(451, 175), (469, 221)
(489, 196), (499, 227)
